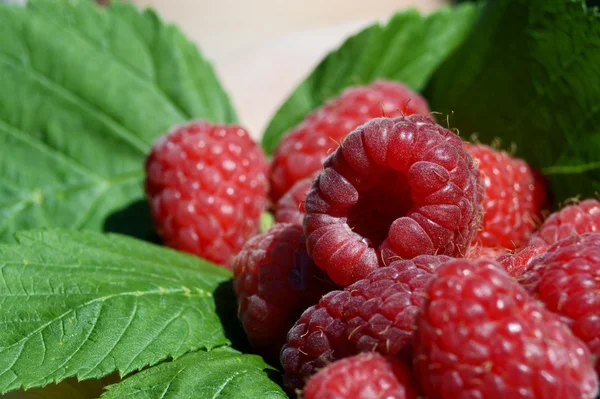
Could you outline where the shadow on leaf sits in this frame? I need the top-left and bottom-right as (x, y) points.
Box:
(213, 280), (252, 354)
(103, 199), (160, 243)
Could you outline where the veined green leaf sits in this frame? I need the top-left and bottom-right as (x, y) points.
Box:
(427, 0), (600, 206)
(261, 4), (479, 154)
(0, 229), (232, 393)
(0, 0), (236, 241)
(102, 348), (286, 399)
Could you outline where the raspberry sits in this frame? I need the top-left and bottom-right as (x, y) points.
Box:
(518, 233), (600, 374)
(535, 199), (600, 245)
(414, 258), (598, 399)
(145, 121), (269, 266)
(497, 237), (549, 277)
(232, 223), (336, 362)
(274, 177), (312, 225)
(304, 116), (483, 285)
(280, 255), (450, 392)
(464, 143), (548, 251)
(270, 80), (430, 202)
(303, 353), (418, 399)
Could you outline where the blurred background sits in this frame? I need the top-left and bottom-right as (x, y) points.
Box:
(0, 0), (447, 136)
(127, 0), (446, 138)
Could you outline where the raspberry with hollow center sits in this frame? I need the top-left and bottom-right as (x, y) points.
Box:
(269, 80), (430, 202)
(519, 233), (600, 374)
(535, 199), (600, 245)
(464, 143), (548, 251)
(145, 121), (269, 266)
(280, 255), (450, 392)
(415, 258), (598, 399)
(274, 177), (313, 225)
(304, 115), (483, 286)
(232, 223), (336, 362)
(303, 353), (418, 399)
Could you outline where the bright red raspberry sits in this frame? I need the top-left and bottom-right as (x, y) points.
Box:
(519, 233), (600, 374)
(497, 237), (550, 277)
(274, 177), (313, 225)
(304, 353), (418, 399)
(145, 121), (269, 266)
(415, 258), (598, 399)
(232, 223), (336, 362)
(464, 143), (548, 251)
(280, 255), (450, 392)
(270, 80), (430, 202)
(535, 199), (600, 245)
(304, 116), (483, 286)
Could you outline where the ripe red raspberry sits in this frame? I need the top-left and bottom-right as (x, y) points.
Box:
(304, 116), (483, 286)
(414, 258), (598, 399)
(303, 353), (418, 399)
(496, 237), (549, 277)
(145, 121), (268, 266)
(464, 143), (548, 251)
(280, 255), (450, 392)
(519, 233), (600, 374)
(270, 80), (430, 202)
(535, 199), (600, 245)
(274, 177), (312, 225)
(232, 223), (336, 362)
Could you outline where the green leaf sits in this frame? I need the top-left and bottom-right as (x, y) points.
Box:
(0, 0), (236, 241)
(427, 0), (600, 206)
(102, 348), (286, 399)
(0, 229), (233, 393)
(261, 4), (479, 154)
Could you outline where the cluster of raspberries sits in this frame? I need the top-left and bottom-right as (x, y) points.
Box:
(144, 81), (600, 398)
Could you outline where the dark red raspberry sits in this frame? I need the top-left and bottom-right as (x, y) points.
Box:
(464, 143), (548, 251)
(535, 199), (600, 245)
(518, 233), (600, 374)
(414, 258), (598, 399)
(145, 121), (269, 266)
(304, 116), (483, 286)
(303, 353), (418, 399)
(232, 223), (336, 362)
(270, 80), (430, 202)
(280, 255), (450, 392)
(274, 177), (312, 225)
(497, 237), (549, 277)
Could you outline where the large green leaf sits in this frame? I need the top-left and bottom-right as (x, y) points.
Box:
(427, 0), (600, 206)
(261, 4), (479, 154)
(102, 348), (286, 399)
(0, 0), (236, 241)
(0, 229), (232, 393)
